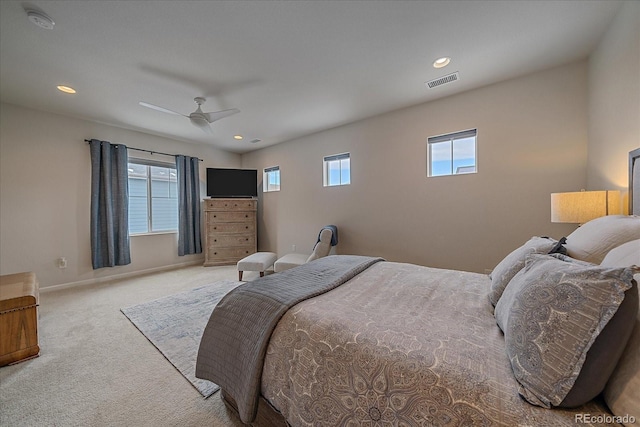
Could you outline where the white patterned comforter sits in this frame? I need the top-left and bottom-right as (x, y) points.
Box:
(261, 261), (615, 427)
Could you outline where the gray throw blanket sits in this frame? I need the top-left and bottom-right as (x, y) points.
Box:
(195, 255), (384, 423)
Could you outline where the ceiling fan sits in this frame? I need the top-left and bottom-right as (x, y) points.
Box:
(139, 97), (239, 134)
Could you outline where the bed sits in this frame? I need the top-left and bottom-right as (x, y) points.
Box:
(196, 149), (640, 427)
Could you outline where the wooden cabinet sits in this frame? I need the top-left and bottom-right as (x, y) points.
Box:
(0, 272), (39, 366)
(204, 198), (257, 266)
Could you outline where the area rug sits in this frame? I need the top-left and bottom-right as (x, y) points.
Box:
(121, 280), (241, 398)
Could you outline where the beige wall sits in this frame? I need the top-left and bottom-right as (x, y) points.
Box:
(6, 5), (633, 287)
(242, 62), (587, 273)
(0, 103), (240, 288)
(587, 0), (640, 207)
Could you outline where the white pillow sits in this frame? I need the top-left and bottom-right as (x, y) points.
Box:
(565, 215), (640, 264)
(601, 239), (640, 268)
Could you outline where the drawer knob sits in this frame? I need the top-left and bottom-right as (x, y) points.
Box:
(214, 227), (217, 230)
(214, 215), (217, 218)
(245, 214), (248, 218)
(214, 252), (217, 255)
(245, 226), (248, 229)
(214, 239), (217, 242)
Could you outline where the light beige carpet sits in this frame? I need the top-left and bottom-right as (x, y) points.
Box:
(0, 265), (263, 427)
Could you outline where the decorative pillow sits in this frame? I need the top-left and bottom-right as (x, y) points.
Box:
(601, 239), (640, 268)
(488, 237), (559, 306)
(564, 215), (640, 264)
(562, 276), (638, 407)
(494, 253), (597, 332)
(494, 253), (637, 408)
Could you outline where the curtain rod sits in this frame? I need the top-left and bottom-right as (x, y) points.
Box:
(84, 139), (203, 161)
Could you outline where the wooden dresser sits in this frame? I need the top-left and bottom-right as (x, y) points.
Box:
(0, 272), (39, 366)
(204, 198), (257, 266)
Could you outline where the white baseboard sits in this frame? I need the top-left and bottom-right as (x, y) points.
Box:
(40, 260), (204, 293)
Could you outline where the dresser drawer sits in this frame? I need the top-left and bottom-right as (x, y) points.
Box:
(206, 246), (255, 260)
(208, 234), (256, 248)
(205, 199), (256, 212)
(207, 211), (256, 223)
(208, 221), (255, 234)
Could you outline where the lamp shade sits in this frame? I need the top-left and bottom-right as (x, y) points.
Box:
(551, 190), (621, 223)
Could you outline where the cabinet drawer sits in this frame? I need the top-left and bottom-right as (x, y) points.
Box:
(208, 222), (255, 234)
(208, 234), (256, 248)
(205, 199), (256, 212)
(207, 211), (255, 223)
(206, 246), (255, 260)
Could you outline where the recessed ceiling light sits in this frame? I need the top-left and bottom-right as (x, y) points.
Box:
(26, 9), (55, 30)
(433, 57), (451, 69)
(57, 85), (76, 94)
(234, 135), (243, 140)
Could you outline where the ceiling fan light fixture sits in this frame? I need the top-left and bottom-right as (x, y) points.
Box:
(139, 96), (239, 135)
(26, 9), (55, 30)
(189, 116), (209, 127)
(433, 57), (451, 68)
(234, 135), (243, 140)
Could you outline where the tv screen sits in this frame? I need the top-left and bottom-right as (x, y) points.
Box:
(206, 168), (257, 198)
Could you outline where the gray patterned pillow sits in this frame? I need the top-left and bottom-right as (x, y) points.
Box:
(495, 253), (636, 408)
(488, 237), (559, 306)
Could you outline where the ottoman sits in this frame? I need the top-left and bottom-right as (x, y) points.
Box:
(274, 253), (309, 273)
(237, 252), (277, 281)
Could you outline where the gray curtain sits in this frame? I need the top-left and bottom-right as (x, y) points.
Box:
(90, 139), (131, 269)
(176, 155), (202, 256)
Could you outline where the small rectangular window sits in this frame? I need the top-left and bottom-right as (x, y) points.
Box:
(323, 153), (350, 187)
(427, 129), (477, 177)
(128, 160), (178, 235)
(263, 166), (280, 192)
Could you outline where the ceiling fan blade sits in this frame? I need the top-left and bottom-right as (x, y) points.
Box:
(139, 101), (187, 117)
(190, 117), (214, 134)
(203, 108), (240, 123)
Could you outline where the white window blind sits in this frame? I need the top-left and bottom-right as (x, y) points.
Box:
(128, 159), (178, 234)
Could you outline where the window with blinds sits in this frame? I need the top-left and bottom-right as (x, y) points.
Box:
(427, 129), (477, 177)
(128, 159), (178, 234)
(323, 153), (350, 186)
(263, 166), (280, 192)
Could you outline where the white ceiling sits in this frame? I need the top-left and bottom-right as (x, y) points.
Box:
(0, 1), (622, 154)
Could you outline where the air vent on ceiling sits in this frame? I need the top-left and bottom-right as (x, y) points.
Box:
(426, 71), (459, 89)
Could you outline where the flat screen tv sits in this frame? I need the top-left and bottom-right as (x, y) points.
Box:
(206, 168), (257, 198)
